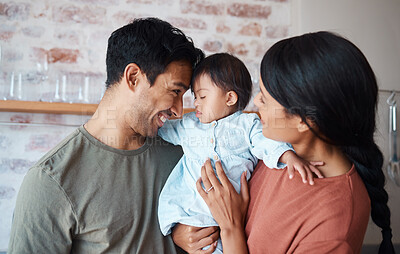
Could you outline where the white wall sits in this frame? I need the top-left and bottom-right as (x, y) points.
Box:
(291, 0), (400, 245)
(292, 0), (400, 92)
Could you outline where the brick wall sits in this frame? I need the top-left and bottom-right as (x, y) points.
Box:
(0, 0), (292, 250)
(0, 0), (292, 107)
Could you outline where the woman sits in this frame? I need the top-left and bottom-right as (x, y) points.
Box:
(172, 31), (395, 253)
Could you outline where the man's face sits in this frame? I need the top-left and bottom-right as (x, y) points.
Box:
(129, 60), (192, 137)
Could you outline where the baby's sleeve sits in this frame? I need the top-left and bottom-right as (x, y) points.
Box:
(248, 115), (294, 169)
(158, 117), (186, 146)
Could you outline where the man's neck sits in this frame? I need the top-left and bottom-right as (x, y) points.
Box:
(84, 95), (146, 150)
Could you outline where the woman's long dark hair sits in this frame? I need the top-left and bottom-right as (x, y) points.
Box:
(261, 31), (394, 253)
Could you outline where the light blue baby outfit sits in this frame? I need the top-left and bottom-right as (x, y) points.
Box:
(158, 111), (292, 253)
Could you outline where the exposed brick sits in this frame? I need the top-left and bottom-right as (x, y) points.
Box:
(0, 136), (11, 150)
(216, 23), (231, 34)
(31, 47), (47, 63)
(25, 134), (61, 152)
(255, 41), (269, 57)
(54, 30), (80, 45)
(227, 3), (271, 19)
(111, 11), (141, 26)
(0, 185), (16, 199)
(126, 0), (153, 3)
(1, 47), (23, 61)
(0, 158), (33, 174)
(44, 114), (64, 124)
(266, 26), (288, 38)
(48, 48), (80, 64)
(52, 4), (106, 25)
(21, 26), (45, 38)
(0, 2), (30, 20)
(227, 43), (249, 56)
(10, 114), (33, 124)
(126, 0), (174, 4)
(73, 0), (119, 4)
(203, 40), (222, 52)
(0, 24), (16, 41)
(168, 17), (207, 30)
(180, 0), (224, 15)
(239, 22), (262, 37)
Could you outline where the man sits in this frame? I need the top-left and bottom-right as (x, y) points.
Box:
(8, 18), (204, 253)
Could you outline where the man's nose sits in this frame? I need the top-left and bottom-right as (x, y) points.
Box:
(171, 96), (183, 118)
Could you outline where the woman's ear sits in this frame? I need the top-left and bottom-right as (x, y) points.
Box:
(226, 91), (238, 107)
(124, 63), (141, 91)
(297, 117), (316, 133)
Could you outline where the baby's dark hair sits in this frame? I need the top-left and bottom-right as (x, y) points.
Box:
(191, 53), (252, 110)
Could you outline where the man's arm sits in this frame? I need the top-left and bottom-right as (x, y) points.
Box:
(8, 166), (77, 253)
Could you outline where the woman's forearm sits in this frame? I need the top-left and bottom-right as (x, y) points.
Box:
(220, 226), (249, 254)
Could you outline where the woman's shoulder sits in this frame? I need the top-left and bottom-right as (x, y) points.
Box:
(246, 163), (370, 253)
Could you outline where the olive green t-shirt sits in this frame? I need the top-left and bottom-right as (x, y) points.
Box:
(8, 126), (185, 254)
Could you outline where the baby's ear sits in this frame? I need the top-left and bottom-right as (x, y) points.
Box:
(226, 91), (238, 107)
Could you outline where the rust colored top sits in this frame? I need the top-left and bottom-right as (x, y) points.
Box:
(245, 162), (370, 254)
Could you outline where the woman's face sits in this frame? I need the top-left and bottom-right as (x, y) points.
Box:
(254, 78), (302, 144)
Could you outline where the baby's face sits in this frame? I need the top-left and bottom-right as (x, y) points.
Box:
(193, 74), (232, 123)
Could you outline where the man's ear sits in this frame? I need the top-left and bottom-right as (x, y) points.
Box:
(226, 91), (238, 107)
(124, 63), (141, 92)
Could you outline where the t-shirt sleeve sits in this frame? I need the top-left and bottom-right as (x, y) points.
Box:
(294, 240), (354, 254)
(8, 166), (77, 254)
(248, 115), (293, 169)
(158, 118), (186, 146)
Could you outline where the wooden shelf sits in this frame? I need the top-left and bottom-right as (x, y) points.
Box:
(0, 100), (98, 115)
(0, 100), (198, 116)
(0, 100), (257, 116)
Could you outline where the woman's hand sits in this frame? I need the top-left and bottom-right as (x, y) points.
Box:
(172, 224), (219, 254)
(196, 159), (249, 254)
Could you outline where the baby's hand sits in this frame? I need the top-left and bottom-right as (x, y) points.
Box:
(280, 151), (324, 185)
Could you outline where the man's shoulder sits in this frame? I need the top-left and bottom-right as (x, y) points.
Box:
(33, 128), (83, 169)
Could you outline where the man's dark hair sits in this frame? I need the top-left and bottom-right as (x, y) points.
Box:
(105, 17), (204, 88)
(191, 53), (252, 110)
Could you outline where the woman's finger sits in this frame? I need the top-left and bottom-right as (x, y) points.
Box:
(196, 178), (209, 204)
(214, 161), (230, 188)
(200, 161), (213, 190)
(240, 171), (250, 204)
(204, 159), (221, 190)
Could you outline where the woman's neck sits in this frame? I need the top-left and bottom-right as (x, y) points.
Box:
(292, 137), (352, 178)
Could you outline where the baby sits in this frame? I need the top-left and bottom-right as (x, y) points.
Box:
(158, 53), (321, 253)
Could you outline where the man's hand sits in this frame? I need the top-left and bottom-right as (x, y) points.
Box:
(172, 224), (219, 254)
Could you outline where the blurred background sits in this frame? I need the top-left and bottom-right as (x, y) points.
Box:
(0, 0), (399, 252)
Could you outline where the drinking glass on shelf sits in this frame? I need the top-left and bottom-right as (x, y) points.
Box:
(37, 54), (49, 102)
